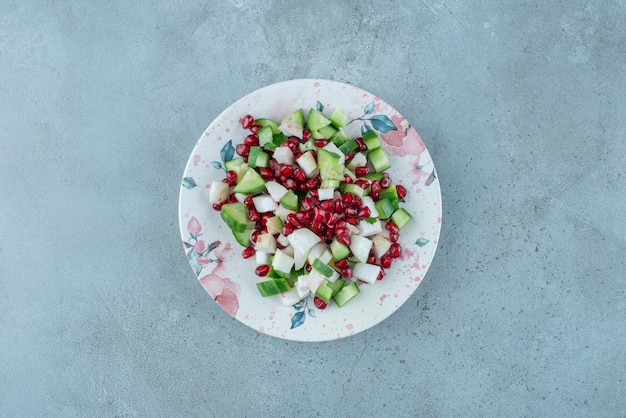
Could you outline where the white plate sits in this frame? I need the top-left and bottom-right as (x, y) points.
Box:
(178, 79), (441, 341)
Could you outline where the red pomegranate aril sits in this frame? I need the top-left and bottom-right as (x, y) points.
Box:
(298, 183), (308, 192)
(310, 220), (322, 232)
(320, 200), (333, 211)
(248, 209), (260, 222)
(353, 197), (363, 207)
(342, 192), (354, 207)
(229, 194), (237, 203)
(293, 168), (307, 183)
(259, 168), (274, 180)
(241, 114), (254, 129)
(367, 253), (376, 264)
(355, 179), (370, 190)
(356, 137), (367, 151)
(301, 197), (314, 211)
(251, 229), (262, 243)
(255, 264), (270, 277)
(335, 226), (349, 237)
(236, 143), (250, 157)
(381, 176), (392, 188)
(345, 151), (355, 162)
(226, 170), (238, 186)
(309, 188), (318, 198)
(284, 178), (297, 190)
(305, 264), (312, 272)
(242, 246), (255, 259)
(371, 180), (381, 194)
(341, 266), (353, 278)
(283, 224), (294, 236)
(377, 270), (385, 281)
(370, 190), (379, 200)
(389, 231), (399, 243)
(313, 296), (328, 309)
(396, 184), (407, 199)
(345, 216), (358, 226)
(389, 243), (402, 258)
(345, 207), (357, 217)
(286, 213), (301, 228)
(343, 174), (353, 184)
(302, 129), (311, 140)
(357, 206), (371, 219)
(295, 211), (310, 223)
(355, 166), (369, 177)
(269, 159), (278, 170)
(334, 199), (344, 213)
(278, 174), (288, 183)
(212, 202), (224, 211)
(385, 221), (399, 234)
(337, 235), (351, 246)
(335, 258), (349, 269)
(244, 134), (259, 146)
(250, 124), (262, 134)
(380, 254), (392, 268)
(314, 139), (328, 147)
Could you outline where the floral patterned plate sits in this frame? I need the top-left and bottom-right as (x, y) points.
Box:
(178, 79), (441, 342)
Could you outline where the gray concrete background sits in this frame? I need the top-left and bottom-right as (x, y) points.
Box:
(1, 0), (625, 416)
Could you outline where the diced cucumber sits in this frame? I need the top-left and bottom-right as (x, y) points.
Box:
(256, 278), (291, 297)
(331, 128), (348, 144)
(279, 190), (299, 210)
(374, 198), (395, 219)
(333, 282), (360, 307)
(362, 130), (381, 150)
(328, 107), (349, 128)
(220, 202), (252, 233)
(248, 146), (269, 168)
(232, 168), (266, 194)
(379, 184), (399, 210)
(327, 279), (346, 296)
(320, 163), (344, 181)
(317, 147), (341, 168)
(291, 108), (305, 126)
(367, 147), (391, 172)
(318, 124), (337, 140)
(342, 183), (365, 197)
(338, 138), (358, 154)
(306, 108), (331, 131)
(315, 279), (334, 302)
(232, 228), (252, 247)
(223, 157), (249, 182)
(254, 118), (280, 134)
(258, 126), (274, 148)
(321, 179), (340, 189)
(391, 208), (412, 230)
(312, 258), (334, 278)
(330, 240), (350, 261)
(363, 172), (384, 181)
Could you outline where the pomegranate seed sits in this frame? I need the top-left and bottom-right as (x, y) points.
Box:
(355, 137), (367, 151)
(377, 270), (385, 281)
(320, 200), (333, 211)
(389, 243), (402, 258)
(335, 258), (349, 269)
(342, 193), (354, 207)
(284, 178), (297, 190)
(302, 129), (311, 140)
(250, 229), (262, 243)
(371, 180), (381, 194)
(335, 226), (349, 237)
(355, 166), (369, 177)
(337, 235), (351, 246)
(229, 194), (237, 203)
(310, 220), (322, 232)
(305, 264), (312, 272)
(358, 206), (371, 219)
(345, 207), (357, 217)
(297, 182), (308, 192)
(309, 188), (318, 198)
(380, 254), (392, 268)
(286, 213), (301, 228)
(353, 197), (363, 207)
(381, 176), (392, 188)
(367, 253), (376, 264)
(250, 124), (262, 134)
(236, 143), (250, 157)
(370, 190), (379, 200)
(242, 246), (255, 259)
(343, 174), (353, 184)
(396, 184), (407, 200)
(334, 200), (344, 213)
(255, 264), (270, 276)
(313, 296), (327, 309)
(345, 151), (355, 161)
(280, 165), (294, 178)
(293, 168), (307, 183)
(269, 159), (278, 170)
(314, 139), (328, 147)
(301, 197), (314, 211)
(355, 179), (370, 190)
(341, 266), (353, 278)
(345, 216), (358, 226)
(385, 222), (399, 234)
(259, 167), (274, 180)
(312, 208), (324, 222)
(295, 211), (310, 223)
(248, 209), (261, 222)
(244, 134), (258, 146)
(241, 114), (254, 129)
(226, 170), (237, 186)
(389, 231), (399, 243)
(212, 202), (224, 211)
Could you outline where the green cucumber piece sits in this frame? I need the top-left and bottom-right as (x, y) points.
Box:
(379, 184), (399, 210)
(318, 124), (337, 140)
(329, 107), (349, 128)
(320, 163), (344, 181)
(367, 147), (391, 172)
(223, 158), (249, 182)
(279, 190), (299, 211)
(315, 279), (334, 302)
(258, 126), (274, 148)
(391, 208), (412, 230)
(330, 240), (350, 261)
(317, 148), (340, 167)
(232, 169), (266, 194)
(291, 109), (305, 126)
(330, 128), (348, 145)
(272, 133), (287, 147)
(363, 172), (384, 181)
(362, 130), (381, 150)
(306, 108), (331, 131)
(333, 282), (360, 307)
(312, 259), (334, 278)
(338, 139), (358, 154)
(256, 278), (291, 297)
(254, 118), (280, 134)
(232, 228), (252, 247)
(220, 202), (252, 233)
(342, 183), (365, 197)
(247, 146), (269, 168)
(374, 198), (395, 219)
(327, 279), (345, 296)
(321, 179), (340, 189)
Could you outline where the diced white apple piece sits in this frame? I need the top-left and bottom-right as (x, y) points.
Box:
(347, 152), (367, 172)
(295, 276), (311, 299)
(360, 196), (379, 218)
(255, 233), (277, 254)
(287, 228), (322, 255)
(234, 192), (248, 204)
(279, 120), (304, 138)
(323, 142), (345, 165)
(307, 270), (326, 294)
(318, 249), (333, 264)
(274, 205), (296, 222)
(372, 234), (392, 259)
(255, 250), (269, 265)
(272, 249), (294, 274)
(208, 181), (229, 204)
(281, 244), (294, 258)
(293, 247), (308, 270)
(279, 287), (302, 306)
(273, 147), (294, 165)
(296, 151), (319, 178)
(265, 181), (288, 202)
(265, 216), (283, 235)
(353, 262), (382, 284)
(349, 235), (373, 263)
(357, 219), (382, 237)
(347, 224), (361, 236)
(307, 242), (327, 265)
(276, 234), (290, 247)
(318, 188), (334, 201)
(252, 195), (278, 213)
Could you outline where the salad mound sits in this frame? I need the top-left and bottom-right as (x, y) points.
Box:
(209, 106), (411, 309)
